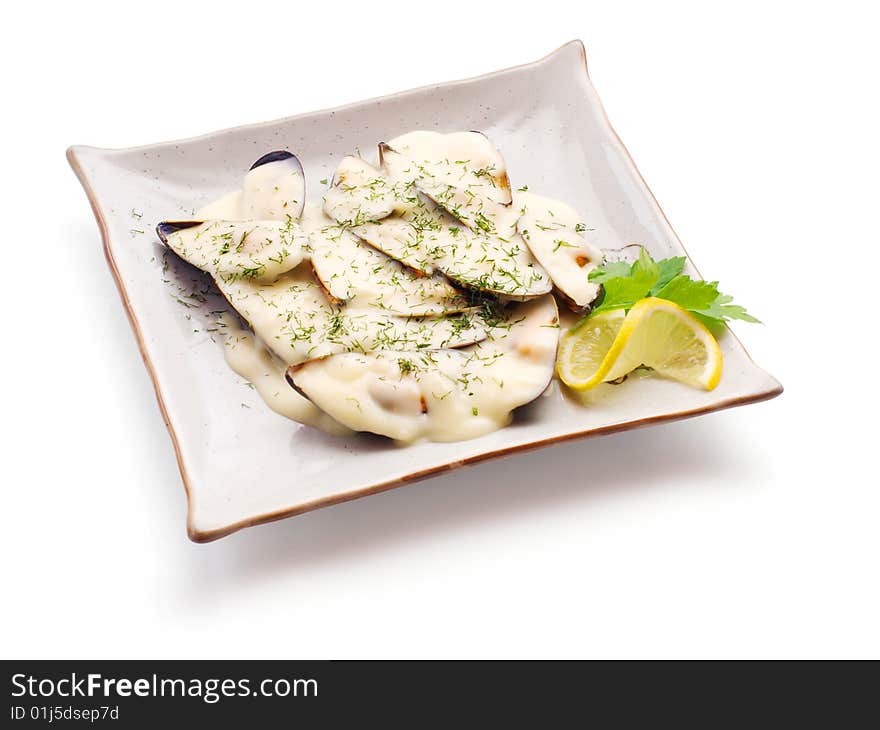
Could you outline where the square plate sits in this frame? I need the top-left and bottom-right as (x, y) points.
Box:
(68, 40), (782, 542)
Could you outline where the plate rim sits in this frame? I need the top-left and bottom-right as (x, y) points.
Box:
(67, 39), (783, 543)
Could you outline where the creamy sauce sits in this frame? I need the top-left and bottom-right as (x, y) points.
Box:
(160, 134), (604, 443)
(170, 186), (490, 367)
(164, 219), (307, 283)
(215, 264), (489, 366)
(198, 152), (305, 221)
(323, 151), (551, 298)
(220, 315), (352, 435)
(301, 205), (471, 315)
(323, 155), (400, 224)
(515, 191), (602, 310)
(288, 296), (559, 444)
(384, 131), (514, 226)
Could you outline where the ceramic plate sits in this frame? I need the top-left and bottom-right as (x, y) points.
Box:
(68, 40), (782, 542)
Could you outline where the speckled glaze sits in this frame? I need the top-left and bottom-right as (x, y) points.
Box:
(68, 41), (781, 542)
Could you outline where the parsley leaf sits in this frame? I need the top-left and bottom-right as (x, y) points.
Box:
(588, 261), (631, 283)
(582, 247), (758, 327)
(589, 248), (659, 316)
(589, 278), (649, 316)
(650, 256), (686, 294)
(653, 275), (720, 311)
(631, 247), (660, 284)
(588, 251), (684, 291)
(696, 293), (761, 324)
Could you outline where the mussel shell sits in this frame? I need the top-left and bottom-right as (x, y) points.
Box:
(330, 154), (378, 187)
(285, 358), (332, 400)
(249, 150), (299, 170)
(376, 142), (395, 168)
(156, 220), (203, 244)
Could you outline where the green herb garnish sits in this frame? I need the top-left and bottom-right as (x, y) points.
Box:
(583, 247), (759, 329)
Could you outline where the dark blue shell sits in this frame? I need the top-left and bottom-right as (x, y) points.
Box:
(250, 150), (297, 170)
(156, 220), (203, 244)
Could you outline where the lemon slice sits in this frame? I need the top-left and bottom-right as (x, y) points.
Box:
(556, 308), (627, 389)
(557, 297), (723, 391)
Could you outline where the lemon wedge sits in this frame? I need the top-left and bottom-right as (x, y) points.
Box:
(557, 297), (723, 391)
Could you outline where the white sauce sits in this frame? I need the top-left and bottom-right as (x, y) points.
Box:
(386, 130), (513, 210)
(289, 296), (559, 443)
(382, 132), (521, 244)
(323, 155), (400, 224)
(164, 219), (307, 283)
(163, 134), (604, 443)
(323, 152), (551, 298)
(170, 190), (490, 369)
(198, 153), (305, 220)
(301, 205), (471, 314)
(220, 315), (352, 435)
(214, 263), (488, 367)
(515, 191), (603, 310)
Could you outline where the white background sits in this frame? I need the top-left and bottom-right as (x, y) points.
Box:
(2, 1), (877, 659)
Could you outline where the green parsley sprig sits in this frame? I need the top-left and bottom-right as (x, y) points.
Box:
(582, 248), (759, 330)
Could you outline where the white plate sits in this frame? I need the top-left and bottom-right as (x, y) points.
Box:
(68, 40), (782, 542)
